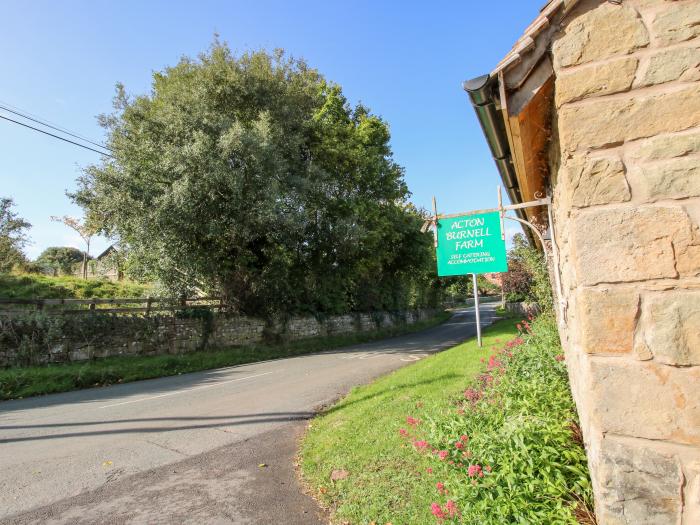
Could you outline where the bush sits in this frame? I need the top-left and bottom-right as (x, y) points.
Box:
(403, 315), (592, 523)
(503, 234), (553, 312)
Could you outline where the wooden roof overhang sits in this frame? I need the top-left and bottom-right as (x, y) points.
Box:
(464, 0), (583, 242)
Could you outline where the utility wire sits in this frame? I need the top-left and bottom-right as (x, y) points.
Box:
(0, 103), (112, 153)
(0, 114), (115, 158)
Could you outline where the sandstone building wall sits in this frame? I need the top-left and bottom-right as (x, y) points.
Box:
(550, 1), (700, 522)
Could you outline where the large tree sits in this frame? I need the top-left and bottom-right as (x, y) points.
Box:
(73, 43), (435, 316)
(34, 246), (86, 276)
(0, 198), (31, 273)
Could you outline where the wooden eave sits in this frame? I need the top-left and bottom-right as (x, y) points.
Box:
(490, 0), (582, 227)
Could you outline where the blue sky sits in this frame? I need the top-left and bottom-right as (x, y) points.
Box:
(1, 0), (542, 259)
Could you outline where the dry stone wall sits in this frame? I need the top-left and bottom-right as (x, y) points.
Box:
(550, 1), (700, 523)
(0, 309), (438, 368)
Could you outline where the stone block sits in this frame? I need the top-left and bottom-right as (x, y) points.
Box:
(596, 438), (682, 524)
(627, 130), (700, 162)
(590, 359), (700, 445)
(637, 291), (700, 365)
(577, 287), (638, 355)
(69, 348), (92, 361)
(634, 156), (700, 202)
(563, 155), (631, 207)
(651, 1), (700, 46)
(572, 206), (694, 285)
(553, 2), (649, 69)
(637, 45), (700, 87)
(559, 85), (700, 152)
(556, 57), (638, 106)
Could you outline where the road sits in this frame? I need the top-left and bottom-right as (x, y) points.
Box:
(0, 303), (499, 524)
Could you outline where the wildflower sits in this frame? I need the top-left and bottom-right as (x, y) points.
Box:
(426, 467), (433, 474)
(487, 355), (502, 369)
(436, 482), (445, 493)
(398, 428), (409, 437)
(445, 500), (459, 517)
(460, 434), (469, 442)
(455, 441), (464, 450)
(516, 323), (522, 331)
(456, 408), (465, 415)
(468, 464), (483, 477)
(527, 314), (533, 321)
(413, 440), (429, 451)
(464, 388), (480, 403)
(438, 450), (449, 460)
(431, 503), (445, 520)
(406, 416), (420, 426)
(485, 465), (492, 472)
(555, 354), (565, 362)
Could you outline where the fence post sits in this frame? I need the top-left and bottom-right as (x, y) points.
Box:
(146, 297), (152, 317)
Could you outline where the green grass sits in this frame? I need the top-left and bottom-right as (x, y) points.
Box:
(0, 311), (451, 400)
(0, 273), (151, 300)
(300, 316), (592, 524)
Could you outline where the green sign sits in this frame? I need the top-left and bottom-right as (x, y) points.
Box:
(435, 211), (508, 276)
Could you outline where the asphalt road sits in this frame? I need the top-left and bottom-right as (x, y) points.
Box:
(0, 303), (499, 524)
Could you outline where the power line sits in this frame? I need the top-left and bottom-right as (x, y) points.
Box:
(0, 103), (112, 153)
(0, 114), (115, 158)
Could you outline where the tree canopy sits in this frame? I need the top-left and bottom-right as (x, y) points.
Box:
(0, 198), (31, 273)
(34, 246), (87, 275)
(73, 43), (437, 316)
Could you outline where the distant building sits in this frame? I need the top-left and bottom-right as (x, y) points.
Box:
(481, 272), (503, 287)
(71, 245), (122, 280)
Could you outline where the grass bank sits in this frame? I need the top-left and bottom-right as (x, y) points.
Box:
(0, 273), (150, 300)
(300, 315), (593, 524)
(0, 311), (450, 401)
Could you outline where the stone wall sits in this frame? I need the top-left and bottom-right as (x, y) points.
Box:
(0, 309), (439, 367)
(550, 1), (700, 523)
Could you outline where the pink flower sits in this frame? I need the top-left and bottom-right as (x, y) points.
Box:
(516, 323), (522, 331)
(485, 465), (492, 472)
(455, 441), (464, 450)
(399, 428), (409, 437)
(487, 355), (502, 369)
(460, 434), (469, 442)
(464, 388), (480, 403)
(431, 503), (446, 520)
(555, 354), (565, 362)
(468, 464), (483, 477)
(438, 450), (449, 460)
(413, 440), (429, 451)
(406, 416), (420, 426)
(436, 482), (445, 493)
(426, 467), (433, 474)
(445, 500), (459, 517)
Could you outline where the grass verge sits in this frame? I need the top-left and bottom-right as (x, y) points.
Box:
(0, 311), (450, 401)
(299, 315), (593, 524)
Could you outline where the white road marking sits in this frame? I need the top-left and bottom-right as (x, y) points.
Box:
(400, 353), (429, 362)
(99, 371), (275, 409)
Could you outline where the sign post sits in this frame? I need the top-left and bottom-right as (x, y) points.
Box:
(472, 273), (481, 347)
(433, 209), (508, 347)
